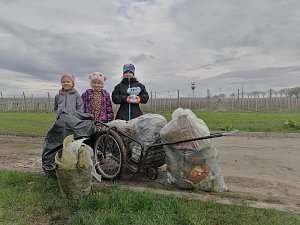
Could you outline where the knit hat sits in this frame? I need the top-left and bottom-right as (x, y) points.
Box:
(89, 72), (107, 84)
(123, 63), (135, 74)
(61, 73), (75, 87)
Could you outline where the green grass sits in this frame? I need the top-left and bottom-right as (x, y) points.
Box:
(0, 111), (300, 137)
(162, 111), (300, 133)
(0, 170), (299, 225)
(0, 112), (55, 136)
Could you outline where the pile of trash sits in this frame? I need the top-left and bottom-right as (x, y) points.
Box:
(45, 108), (228, 196)
(160, 108), (228, 191)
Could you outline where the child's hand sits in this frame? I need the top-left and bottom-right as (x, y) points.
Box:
(127, 95), (140, 104)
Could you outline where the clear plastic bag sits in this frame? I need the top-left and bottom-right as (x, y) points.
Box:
(109, 114), (167, 164)
(160, 108), (228, 191)
(132, 114), (167, 145)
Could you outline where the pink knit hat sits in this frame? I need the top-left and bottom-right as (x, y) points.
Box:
(89, 72), (107, 84)
(61, 73), (75, 87)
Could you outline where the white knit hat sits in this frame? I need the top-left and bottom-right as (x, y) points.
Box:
(89, 72), (107, 84)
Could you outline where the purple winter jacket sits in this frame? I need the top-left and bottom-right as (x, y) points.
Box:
(81, 89), (114, 122)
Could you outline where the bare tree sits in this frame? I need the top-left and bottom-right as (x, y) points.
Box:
(289, 86), (300, 98)
(279, 88), (288, 97)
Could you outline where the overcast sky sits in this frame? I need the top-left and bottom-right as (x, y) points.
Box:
(1, 0), (300, 98)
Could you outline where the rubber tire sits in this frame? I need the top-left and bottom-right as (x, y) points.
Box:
(93, 129), (127, 180)
(146, 167), (158, 180)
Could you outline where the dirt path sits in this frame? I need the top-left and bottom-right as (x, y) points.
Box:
(0, 134), (299, 214)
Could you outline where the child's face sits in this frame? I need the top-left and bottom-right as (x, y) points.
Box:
(123, 71), (134, 79)
(91, 80), (103, 91)
(61, 77), (73, 90)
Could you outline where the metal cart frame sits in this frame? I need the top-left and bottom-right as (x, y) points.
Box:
(92, 121), (238, 180)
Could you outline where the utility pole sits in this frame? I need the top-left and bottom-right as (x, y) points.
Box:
(242, 81), (245, 109)
(242, 81), (244, 99)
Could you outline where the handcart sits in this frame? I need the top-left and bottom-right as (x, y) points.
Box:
(92, 121), (238, 180)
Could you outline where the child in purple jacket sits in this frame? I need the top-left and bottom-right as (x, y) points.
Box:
(81, 72), (114, 123)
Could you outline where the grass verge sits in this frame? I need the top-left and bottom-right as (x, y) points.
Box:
(0, 170), (299, 225)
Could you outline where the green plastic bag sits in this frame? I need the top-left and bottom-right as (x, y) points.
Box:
(55, 135), (96, 198)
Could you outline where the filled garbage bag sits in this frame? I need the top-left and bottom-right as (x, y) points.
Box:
(42, 109), (96, 178)
(160, 108), (228, 191)
(108, 119), (136, 136)
(129, 114), (167, 164)
(108, 114), (167, 164)
(55, 134), (96, 198)
(108, 114), (167, 143)
(132, 114), (167, 145)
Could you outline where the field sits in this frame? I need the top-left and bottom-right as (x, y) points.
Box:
(0, 112), (300, 224)
(1, 111), (300, 136)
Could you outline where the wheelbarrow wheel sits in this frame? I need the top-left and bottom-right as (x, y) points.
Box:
(146, 167), (158, 180)
(94, 129), (127, 180)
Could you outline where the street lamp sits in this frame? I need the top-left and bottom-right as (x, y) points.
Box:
(191, 82), (196, 98)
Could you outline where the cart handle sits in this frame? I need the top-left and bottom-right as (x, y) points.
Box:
(148, 130), (239, 149)
(96, 121), (238, 149)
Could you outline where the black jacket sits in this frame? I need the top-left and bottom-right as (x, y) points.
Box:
(112, 78), (149, 121)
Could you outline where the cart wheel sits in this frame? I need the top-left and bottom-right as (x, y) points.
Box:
(146, 167), (158, 180)
(94, 130), (127, 180)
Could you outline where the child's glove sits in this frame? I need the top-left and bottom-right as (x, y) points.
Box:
(127, 95), (140, 104)
(127, 87), (141, 96)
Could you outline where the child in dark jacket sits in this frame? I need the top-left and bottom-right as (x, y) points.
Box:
(81, 72), (114, 123)
(112, 63), (149, 121)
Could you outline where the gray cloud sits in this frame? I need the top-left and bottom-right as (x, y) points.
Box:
(197, 66), (300, 96)
(130, 53), (155, 63)
(0, 0), (300, 98)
